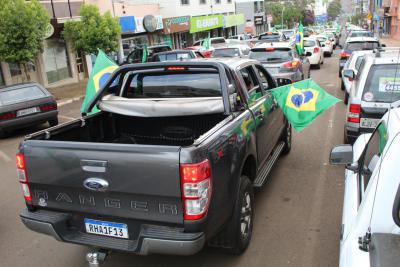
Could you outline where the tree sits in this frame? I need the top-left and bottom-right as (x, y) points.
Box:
(327, 0), (342, 21)
(0, 0), (49, 80)
(63, 4), (121, 55)
(266, 1), (305, 28)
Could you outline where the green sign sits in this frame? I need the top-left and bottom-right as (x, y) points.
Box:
(224, 14), (245, 28)
(190, 14), (223, 33)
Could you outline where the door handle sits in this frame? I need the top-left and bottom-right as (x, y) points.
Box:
(81, 159), (107, 173)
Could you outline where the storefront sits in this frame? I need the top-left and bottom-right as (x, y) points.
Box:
(223, 14), (245, 37)
(190, 14), (224, 42)
(163, 16), (191, 49)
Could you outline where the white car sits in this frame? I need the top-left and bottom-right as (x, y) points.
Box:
(340, 50), (373, 97)
(226, 39), (251, 55)
(330, 106), (400, 267)
(211, 46), (244, 58)
(315, 34), (334, 57)
(303, 37), (324, 68)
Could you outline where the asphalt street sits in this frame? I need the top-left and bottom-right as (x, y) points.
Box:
(0, 51), (346, 267)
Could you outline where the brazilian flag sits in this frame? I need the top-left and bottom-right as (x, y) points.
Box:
(271, 79), (340, 132)
(201, 38), (210, 50)
(81, 50), (118, 115)
(295, 22), (304, 55)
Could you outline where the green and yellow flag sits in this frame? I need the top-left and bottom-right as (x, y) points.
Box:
(271, 79), (340, 132)
(142, 44), (148, 63)
(201, 38), (210, 50)
(295, 22), (304, 55)
(81, 50), (118, 115)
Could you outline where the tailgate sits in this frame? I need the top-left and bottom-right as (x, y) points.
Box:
(22, 140), (183, 224)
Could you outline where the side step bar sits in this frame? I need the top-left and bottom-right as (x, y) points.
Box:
(253, 141), (285, 188)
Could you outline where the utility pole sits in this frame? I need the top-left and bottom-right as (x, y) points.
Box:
(281, 6), (285, 29)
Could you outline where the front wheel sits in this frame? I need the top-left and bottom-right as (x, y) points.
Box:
(212, 175), (254, 255)
(281, 122), (292, 155)
(344, 91), (349, 105)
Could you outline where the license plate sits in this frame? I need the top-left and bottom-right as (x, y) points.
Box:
(84, 219), (129, 239)
(360, 118), (380, 129)
(17, 107), (38, 117)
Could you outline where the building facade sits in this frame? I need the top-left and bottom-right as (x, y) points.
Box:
(0, 0), (84, 88)
(236, 0), (266, 35)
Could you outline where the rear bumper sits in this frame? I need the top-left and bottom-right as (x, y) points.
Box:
(271, 72), (299, 82)
(20, 209), (205, 255)
(0, 110), (57, 131)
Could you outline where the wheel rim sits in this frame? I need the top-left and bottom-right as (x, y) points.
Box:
(286, 123), (291, 148)
(240, 192), (252, 239)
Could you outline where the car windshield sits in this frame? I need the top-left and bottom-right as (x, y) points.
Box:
(123, 72), (222, 98)
(249, 48), (293, 62)
(350, 31), (372, 37)
(212, 48), (240, 57)
(283, 31), (294, 38)
(304, 40), (316, 47)
(363, 64), (400, 102)
(345, 42), (379, 51)
(154, 53), (192, 62)
(0, 85), (46, 106)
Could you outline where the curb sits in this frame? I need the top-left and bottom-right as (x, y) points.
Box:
(57, 95), (85, 107)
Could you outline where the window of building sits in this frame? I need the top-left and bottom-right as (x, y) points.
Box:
(215, 0), (221, 4)
(199, 0), (206, 4)
(43, 39), (72, 84)
(181, 0), (189, 5)
(9, 63), (22, 77)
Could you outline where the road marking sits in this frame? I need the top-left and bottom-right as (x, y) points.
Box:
(58, 115), (76, 120)
(0, 150), (11, 162)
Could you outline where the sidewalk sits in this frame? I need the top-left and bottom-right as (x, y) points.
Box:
(47, 79), (87, 102)
(380, 36), (400, 47)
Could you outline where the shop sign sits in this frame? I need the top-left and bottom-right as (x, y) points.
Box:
(223, 14), (245, 28)
(190, 14), (223, 33)
(119, 16), (136, 33)
(254, 16), (264, 25)
(135, 15), (163, 33)
(163, 16), (190, 34)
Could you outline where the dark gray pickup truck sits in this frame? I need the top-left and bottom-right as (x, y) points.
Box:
(17, 59), (291, 259)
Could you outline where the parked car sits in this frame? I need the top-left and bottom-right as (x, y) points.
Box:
(228, 34), (252, 41)
(211, 47), (244, 58)
(124, 45), (172, 64)
(188, 37), (228, 57)
(249, 42), (311, 82)
(303, 37), (324, 69)
(343, 48), (400, 143)
(226, 39), (252, 54)
(338, 37), (381, 77)
(257, 32), (284, 43)
(18, 59), (292, 262)
(0, 83), (58, 138)
(315, 34), (334, 57)
(340, 50), (373, 102)
(346, 30), (373, 41)
(330, 106), (400, 267)
(281, 29), (295, 40)
(149, 50), (198, 62)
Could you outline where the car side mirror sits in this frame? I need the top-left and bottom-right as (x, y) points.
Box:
(276, 78), (292, 86)
(305, 52), (312, 57)
(330, 145), (353, 165)
(343, 69), (355, 79)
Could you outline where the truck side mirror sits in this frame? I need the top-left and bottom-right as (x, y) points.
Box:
(330, 144), (353, 165)
(343, 69), (355, 79)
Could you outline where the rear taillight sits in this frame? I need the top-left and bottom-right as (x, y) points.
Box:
(16, 153), (32, 203)
(40, 103), (57, 112)
(180, 159), (212, 220)
(0, 111), (16, 121)
(347, 104), (361, 124)
(282, 60), (300, 69)
(340, 51), (350, 59)
(313, 47), (319, 53)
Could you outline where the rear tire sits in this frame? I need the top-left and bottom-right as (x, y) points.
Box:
(344, 91), (349, 105)
(210, 175), (254, 255)
(341, 80), (345, 91)
(315, 63), (321, 69)
(48, 118), (59, 127)
(281, 122), (292, 155)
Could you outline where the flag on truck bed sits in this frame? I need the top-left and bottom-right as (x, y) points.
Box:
(81, 50), (118, 115)
(270, 79), (340, 132)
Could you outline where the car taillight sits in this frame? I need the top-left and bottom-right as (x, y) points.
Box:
(0, 111), (16, 121)
(16, 153), (32, 203)
(313, 47), (319, 53)
(347, 104), (361, 123)
(40, 103), (57, 112)
(180, 159), (212, 220)
(340, 51), (350, 59)
(282, 60), (300, 69)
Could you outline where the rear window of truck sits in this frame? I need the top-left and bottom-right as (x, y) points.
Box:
(363, 64), (400, 102)
(249, 48), (293, 62)
(121, 71), (222, 98)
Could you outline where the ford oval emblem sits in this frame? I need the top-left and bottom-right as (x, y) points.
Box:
(83, 178), (109, 192)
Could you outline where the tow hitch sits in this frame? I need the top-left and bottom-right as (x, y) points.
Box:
(86, 249), (109, 267)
